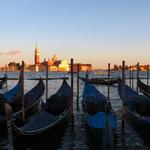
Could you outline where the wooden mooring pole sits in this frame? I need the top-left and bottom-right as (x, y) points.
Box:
(46, 61), (48, 102)
(71, 58), (74, 126)
(77, 63), (80, 110)
(131, 66), (134, 89)
(5, 103), (14, 150)
(85, 69), (89, 79)
(107, 63), (110, 107)
(136, 62), (139, 93)
(147, 64), (149, 86)
(21, 61), (25, 122)
(5, 64), (8, 91)
(129, 66), (131, 87)
(121, 60), (125, 131)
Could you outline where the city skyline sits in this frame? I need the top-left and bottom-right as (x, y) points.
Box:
(0, 0), (150, 68)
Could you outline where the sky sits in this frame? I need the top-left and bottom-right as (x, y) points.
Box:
(0, 0), (150, 68)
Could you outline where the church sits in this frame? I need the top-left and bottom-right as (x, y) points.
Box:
(27, 43), (92, 72)
(34, 43), (70, 72)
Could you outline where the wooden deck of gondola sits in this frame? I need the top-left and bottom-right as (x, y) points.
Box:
(14, 108), (72, 142)
(15, 118), (71, 150)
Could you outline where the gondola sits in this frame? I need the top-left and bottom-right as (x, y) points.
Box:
(0, 78), (22, 135)
(13, 79), (71, 139)
(82, 83), (116, 149)
(0, 77), (21, 115)
(12, 78), (45, 119)
(137, 79), (150, 97)
(118, 78), (150, 127)
(0, 78), (45, 136)
(80, 77), (118, 85)
(0, 75), (7, 89)
(1, 77), (21, 104)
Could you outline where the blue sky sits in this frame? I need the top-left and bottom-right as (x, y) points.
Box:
(0, 0), (150, 68)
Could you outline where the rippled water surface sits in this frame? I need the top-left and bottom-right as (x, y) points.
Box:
(0, 71), (150, 150)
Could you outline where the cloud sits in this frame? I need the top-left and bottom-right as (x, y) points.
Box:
(0, 49), (21, 56)
(5, 49), (21, 56)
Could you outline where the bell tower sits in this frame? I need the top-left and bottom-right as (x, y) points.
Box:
(35, 42), (40, 72)
(35, 42), (40, 65)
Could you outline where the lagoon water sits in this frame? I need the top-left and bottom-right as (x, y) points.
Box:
(0, 71), (150, 150)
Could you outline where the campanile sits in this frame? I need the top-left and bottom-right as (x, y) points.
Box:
(35, 42), (40, 65)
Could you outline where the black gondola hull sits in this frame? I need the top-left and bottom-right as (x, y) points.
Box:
(0, 78), (45, 137)
(14, 98), (41, 125)
(80, 77), (118, 85)
(15, 115), (71, 150)
(82, 83), (116, 149)
(0, 99), (41, 137)
(138, 79), (150, 97)
(0, 76), (7, 89)
(13, 79), (72, 149)
(14, 108), (72, 145)
(125, 106), (150, 128)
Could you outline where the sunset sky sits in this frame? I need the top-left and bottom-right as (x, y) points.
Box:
(0, 0), (150, 68)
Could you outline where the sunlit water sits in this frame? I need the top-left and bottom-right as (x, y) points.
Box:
(0, 71), (150, 150)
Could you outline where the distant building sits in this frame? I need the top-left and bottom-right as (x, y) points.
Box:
(35, 43), (40, 72)
(80, 64), (92, 72)
(49, 66), (58, 71)
(58, 60), (70, 72)
(35, 43), (40, 65)
(53, 60), (61, 67)
(52, 54), (57, 62)
(27, 64), (36, 71)
(113, 64), (119, 70)
(31, 53), (70, 72)
(21, 43), (93, 71)
(72, 64), (93, 72)
(47, 58), (53, 66)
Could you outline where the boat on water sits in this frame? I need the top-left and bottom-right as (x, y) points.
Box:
(0, 78), (21, 103)
(82, 82), (117, 149)
(80, 77), (118, 85)
(0, 76), (7, 89)
(13, 79), (72, 140)
(0, 77), (22, 135)
(137, 79), (150, 97)
(118, 78), (150, 127)
(12, 78), (45, 119)
(0, 78), (45, 136)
